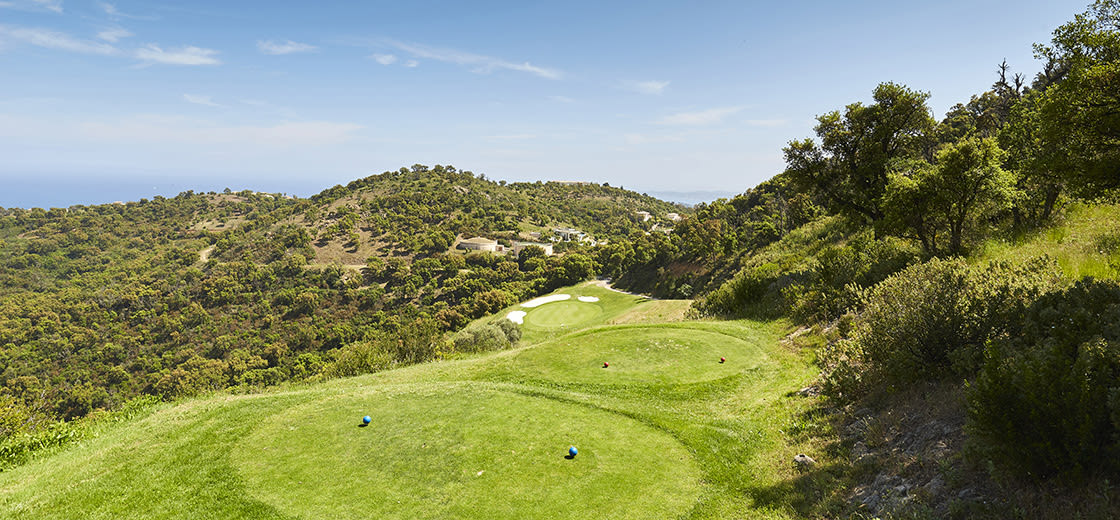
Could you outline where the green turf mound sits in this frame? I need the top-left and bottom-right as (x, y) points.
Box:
(231, 384), (701, 519)
(510, 325), (766, 385)
(522, 300), (603, 329)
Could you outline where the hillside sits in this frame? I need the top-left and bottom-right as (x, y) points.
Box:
(0, 167), (686, 433)
(0, 282), (829, 519)
(212, 165), (686, 267)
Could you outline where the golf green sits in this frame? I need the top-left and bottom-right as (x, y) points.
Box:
(522, 300), (603, 329)
(511, 326), (766, 385)
(231, 384), (701, 519)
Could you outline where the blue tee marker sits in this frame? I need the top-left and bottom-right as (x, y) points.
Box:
(568, 446), (578, 457)
(362, 415), (372, 425)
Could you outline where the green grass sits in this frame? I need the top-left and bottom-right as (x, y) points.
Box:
(975, 203), (1120, 280)
(522, 300), (603, 328)
(506, 324), (766, 386)
(0, 283), (825, 519)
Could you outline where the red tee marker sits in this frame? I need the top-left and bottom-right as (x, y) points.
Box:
(603, 361), (610, 368)
(720, 357), (726, 363)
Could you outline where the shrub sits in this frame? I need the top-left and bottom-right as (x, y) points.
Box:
(822, 256), (1063, 398)
(452, 320), (520, 353)
(966, 279), (1120, 479)
(325, 340), (393, 378)
(696, 262), (788, 318)
(785, 236), (917, 323)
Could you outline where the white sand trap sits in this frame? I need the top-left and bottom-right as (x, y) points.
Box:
(577, 296), (600, 303)
(521, 294), (572, 308)
(506, 310), (527, 324)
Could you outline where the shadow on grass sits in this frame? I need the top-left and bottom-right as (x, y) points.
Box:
(747, 404), (861, 518)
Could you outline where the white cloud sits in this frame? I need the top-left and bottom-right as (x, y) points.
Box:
(97, 2), (153, 21)
(135, 44), (220, 65)
(0, 25), (118, 55)
(657, 106), (744, 126)
(403, 59), (418, 68)
(96, 27), (132, 43)
(549, 95), (575, 103)
(33, 0), (62, 13)
(183, 94), (221, 107)
(384, 40), (561, 79)
(623, 80), (670, 95)
(257, 39), (316, 55)
(370, 53), (397, 65)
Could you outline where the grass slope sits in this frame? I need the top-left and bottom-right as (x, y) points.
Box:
(0, 283), (822, 519)
(975, 202), (1120, 280)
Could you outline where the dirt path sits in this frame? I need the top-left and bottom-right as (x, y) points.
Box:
(199, 246), (215, 263)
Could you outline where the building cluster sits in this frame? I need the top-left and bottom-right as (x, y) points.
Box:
(456, 236), (554, 257)
(456, 211), (681, 257)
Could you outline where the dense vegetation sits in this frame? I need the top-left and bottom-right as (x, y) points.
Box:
(584, 0), (1120, 515)
(0, 170), (683, 448)
(1, 1), (1118, 516)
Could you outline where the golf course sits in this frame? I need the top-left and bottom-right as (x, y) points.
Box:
(0, 282), (821, 519)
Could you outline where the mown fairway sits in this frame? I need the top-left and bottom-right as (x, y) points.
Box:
(0, 282), (820, 519)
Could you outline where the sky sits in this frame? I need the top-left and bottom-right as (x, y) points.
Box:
(0, 0), (1093, 208)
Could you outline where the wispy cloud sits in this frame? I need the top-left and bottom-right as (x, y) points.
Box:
(96, 27), (132, 43)
(657, 106), (744, 126)
(623, 80), (670, 95)
(33, 0), (62, 13)
(0, 25), (118, 55)
(98, 1), (155, 21)
(403, 59), (418, 68)
(183, 94), (222, 107)
(135, 44), (220, 65)
(257, 39), (316, 55)
(370, 53), (397, 65)
(0, 0), (61, 12)
(549, 95), (575, 103)
(384, 40), (561, 79)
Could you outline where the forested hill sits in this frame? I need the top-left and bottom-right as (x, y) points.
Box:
(0, 167), (685, 430)
(212, 164), (683, 266)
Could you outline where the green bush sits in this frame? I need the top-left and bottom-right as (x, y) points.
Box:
(822, 256), (1063, 398)
(785, 236), (917, 324)
(452, 319), (520, 353)
(696, 262), (789, 318)
(325, 340), (394, 378)
(966, 279), (1120, 479)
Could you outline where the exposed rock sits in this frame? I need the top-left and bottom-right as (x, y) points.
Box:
(797, 385), (821, 397)
(793, 453), (817, 468)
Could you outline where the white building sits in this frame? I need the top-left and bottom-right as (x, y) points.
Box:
(457, 236), (499, 252)
(635, 211), (652, 222)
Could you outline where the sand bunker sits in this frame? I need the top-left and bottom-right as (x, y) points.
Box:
(506, 310), (527, 324)
(577, 296), (600, 303)
(521, 294), (572, 308)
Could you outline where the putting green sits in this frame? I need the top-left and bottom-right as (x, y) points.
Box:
(522, 300), (603, 329)
(231, 385), (701, 519)
(511, 326), (765, 385)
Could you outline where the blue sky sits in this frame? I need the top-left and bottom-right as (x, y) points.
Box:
(0, 0), (1091, 207)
